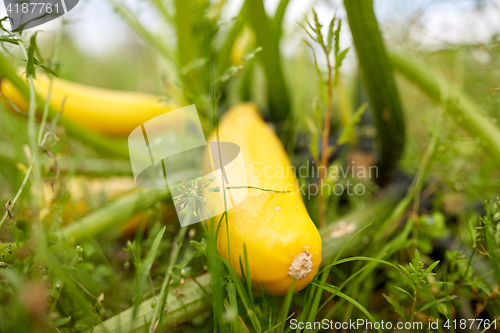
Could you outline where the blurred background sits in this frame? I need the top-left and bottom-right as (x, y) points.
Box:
(2, 0), (499, 89)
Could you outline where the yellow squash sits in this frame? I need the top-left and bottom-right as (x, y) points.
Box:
(207, 103), (322, 295)
(0, 74), (177, 136)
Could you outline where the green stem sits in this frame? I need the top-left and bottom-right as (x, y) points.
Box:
(55, 157), (132, 176)
(0, 189), (170, 255)
(344, 0), (406, 185)
(408, 285), (419, 333)
(389, 51), (500, 165)
(88, 273), (213, 333)
(0, 39), (39, 229)
(462, 232), (485, 283)
(148, 0), (173, 22)
(245, 0), (290, 121)
(58, 190), (169, 243)
(149, 225), (189, 332)
(108, 0), (176, 65)
(174, 0), (206, 102)
(0, 163), (33, 229)
(273, 0), (290, 39)
(0, 141), (132, 176)
(216, 14), (245, 74)
(226, 185), (290, 194)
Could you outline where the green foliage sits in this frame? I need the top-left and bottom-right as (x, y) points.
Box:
(0, 1), (500, 332)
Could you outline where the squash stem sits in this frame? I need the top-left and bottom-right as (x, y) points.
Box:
(344, 0), (406, 185)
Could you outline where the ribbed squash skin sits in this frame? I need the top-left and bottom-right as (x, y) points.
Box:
(0, 75), (176, 136)
(208, 103), (322, 295)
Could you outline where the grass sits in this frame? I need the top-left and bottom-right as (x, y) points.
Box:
(0, 0), (499, 332)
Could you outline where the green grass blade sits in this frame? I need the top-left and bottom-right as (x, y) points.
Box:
(220, 255), (262, 332)
(226, 279), (239, 332)
(323, 256), (399, 272)
(151, 226), (189, 332)
(278, 279), (295, 333)
(242, 244), (255, 308)
(264, 313), (294, 333)
(311, 281), (382, 333)
(132, 226), (166, 321)
(273, 0), (290, 39)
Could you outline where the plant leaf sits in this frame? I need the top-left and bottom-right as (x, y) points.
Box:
(419, 295), (457, 312)
(327, 15), (336, 53)
(394, 286), (414, 300)
(382, 294), (406, 321)
(337, 102), (367, 145)
(424, 260), (440, 275)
